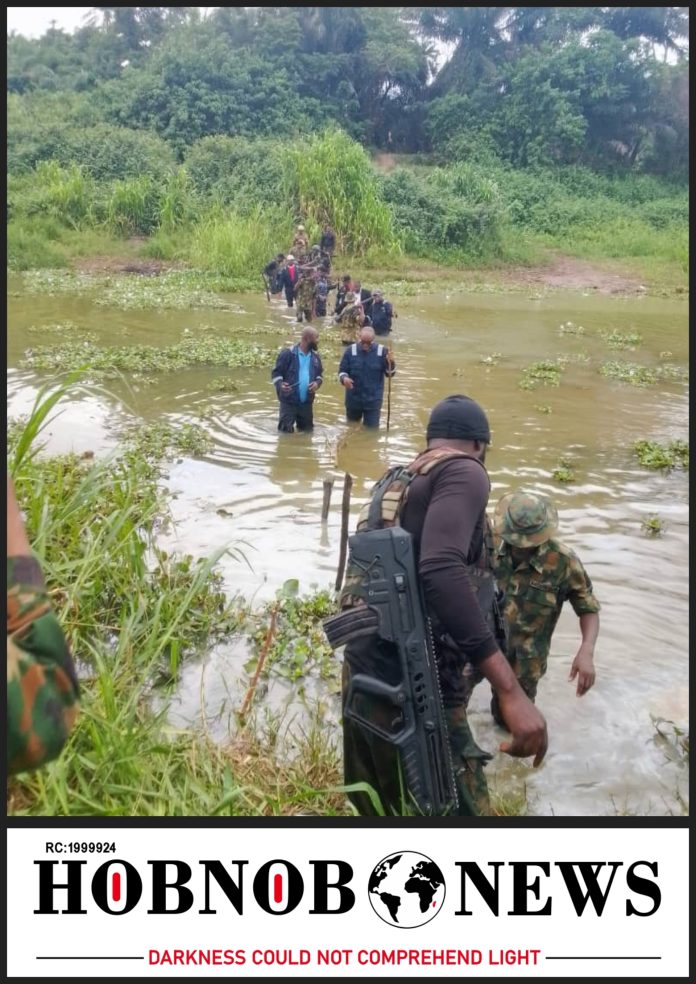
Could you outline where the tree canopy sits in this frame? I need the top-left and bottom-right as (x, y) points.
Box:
(6, 6), (689, 179)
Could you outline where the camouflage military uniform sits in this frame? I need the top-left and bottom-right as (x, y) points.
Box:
(295, 274), (316, 322)
(339, 296), (363, 345)
(493, 535), (601, 702)
(292, 233), (309, 254)
(7, 555), (79, 774)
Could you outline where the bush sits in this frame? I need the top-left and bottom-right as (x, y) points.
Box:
(106, 176), (164, 236)
(10, 161), (96, 230)
(379, 163), (505, 258)
(184, 136), (284, 211)
(8, 122), (176, 181)
(7, 218), (70, 270)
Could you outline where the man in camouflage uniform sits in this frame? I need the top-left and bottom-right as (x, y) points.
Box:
(336, 291), (364, 344)
(295, 269), (317, 323)
(7, 476), (79, 775)
(292, 224), (309, 255)
(479, 490), (600, 724)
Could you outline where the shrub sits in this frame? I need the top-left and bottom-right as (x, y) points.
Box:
(379, 163), (505, 258)
(184, 136), (284, 211)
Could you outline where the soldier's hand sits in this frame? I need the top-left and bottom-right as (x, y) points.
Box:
(569, 648), (595, 696)
(497, 690), (548, 767)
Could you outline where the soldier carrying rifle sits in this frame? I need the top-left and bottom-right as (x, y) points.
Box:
(325, 395), (548, 816)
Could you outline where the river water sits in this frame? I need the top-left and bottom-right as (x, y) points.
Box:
(7, 276), (689, 816)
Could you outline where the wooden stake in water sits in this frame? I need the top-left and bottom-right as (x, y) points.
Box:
(334, 472), (353, 593)
(321, 477), (334, 521)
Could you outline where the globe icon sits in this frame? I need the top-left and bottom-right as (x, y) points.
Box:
(368, 851), (445, 928)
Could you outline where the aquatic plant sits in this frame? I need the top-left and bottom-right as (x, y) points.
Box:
(552, 457), (575, 483)
(632, 439), (689, 472)
(20, 337), (272, 377)
(641, 514), (665, 536)
(599, 328), (643, 350)
(599, 361), (688, 386)
(519, 359), (564, 390)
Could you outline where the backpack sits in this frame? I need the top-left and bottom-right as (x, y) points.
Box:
(339, 448), (483, 611)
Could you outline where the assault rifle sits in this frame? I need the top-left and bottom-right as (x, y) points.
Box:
(322, 526), (458, 816)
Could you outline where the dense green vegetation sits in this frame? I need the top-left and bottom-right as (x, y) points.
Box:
(7, 383), (350, 816)
(7, 7), (689, 281)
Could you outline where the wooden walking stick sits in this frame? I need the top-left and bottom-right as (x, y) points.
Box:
(386, 344), (394, 432)
(334, 472), (353, 593)
(261, 273), (270, 302)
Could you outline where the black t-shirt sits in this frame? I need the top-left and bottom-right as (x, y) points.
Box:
(400, 456), (497, 666)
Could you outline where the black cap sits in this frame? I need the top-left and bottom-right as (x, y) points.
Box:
(426, 395), (491, 443)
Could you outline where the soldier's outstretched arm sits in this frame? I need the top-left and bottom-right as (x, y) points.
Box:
(569, 612), (599, 696)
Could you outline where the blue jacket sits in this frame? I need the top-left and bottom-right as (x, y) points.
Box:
(370, 299), (393, 335)
(338, 342), (396, 408)
(272, 344), (323, 405)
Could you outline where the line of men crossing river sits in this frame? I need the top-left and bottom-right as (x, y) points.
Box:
(264, 224), (397, 434)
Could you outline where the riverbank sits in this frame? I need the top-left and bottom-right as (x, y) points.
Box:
(9, 242), (689, 304)
(8, 131), (688, 297)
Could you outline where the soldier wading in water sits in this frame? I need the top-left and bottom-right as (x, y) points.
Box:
(339, 395), (548, 816)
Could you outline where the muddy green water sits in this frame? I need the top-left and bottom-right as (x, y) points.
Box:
(7, 276), (689, 816)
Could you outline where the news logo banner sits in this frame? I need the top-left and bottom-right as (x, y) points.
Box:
(6, 827), (689, 978)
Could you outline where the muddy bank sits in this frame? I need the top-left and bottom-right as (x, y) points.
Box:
(495, 253), (647, 294)
(69, 246), (670, 298)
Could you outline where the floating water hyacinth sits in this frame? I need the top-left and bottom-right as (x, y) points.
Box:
(20, 337), (272, 377)
(599, 361), (688, 386)
(519, 359), (564, 389)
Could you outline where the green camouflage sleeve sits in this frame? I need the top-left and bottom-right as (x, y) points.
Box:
(564, 552), (601, 617)
(7, 555), (80, 775)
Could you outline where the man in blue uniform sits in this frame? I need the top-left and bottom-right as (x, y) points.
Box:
(271, 327), (323, 432)
(369, 288), (396, 336)
(338, 326), (395, 428)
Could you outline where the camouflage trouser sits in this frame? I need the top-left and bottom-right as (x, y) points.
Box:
(341, 661), (492, 817)
(462, 646), (547, 726)
(340, 313), (362, 345)
(7, 556), (80, 775)
(506, 646), (547, 702)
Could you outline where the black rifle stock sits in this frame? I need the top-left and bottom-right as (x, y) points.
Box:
(323, 526), (458, 816)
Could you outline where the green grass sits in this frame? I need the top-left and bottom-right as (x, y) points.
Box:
(190, 206), (292, 283)
(7, 382), (352, 817)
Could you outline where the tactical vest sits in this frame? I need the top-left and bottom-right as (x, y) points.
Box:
(340, 447), (492, 612)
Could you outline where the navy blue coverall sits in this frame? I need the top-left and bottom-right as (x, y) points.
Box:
(338, 341), (396, 428)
